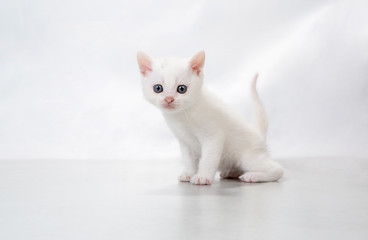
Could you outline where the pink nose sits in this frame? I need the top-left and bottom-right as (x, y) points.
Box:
(164, 96), (174, 104)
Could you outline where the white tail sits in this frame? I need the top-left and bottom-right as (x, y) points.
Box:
(251, 73), (268, 139)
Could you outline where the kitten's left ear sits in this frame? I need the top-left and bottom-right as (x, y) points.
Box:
(137, 51), (152, 76)
(190, 51), (205, 75)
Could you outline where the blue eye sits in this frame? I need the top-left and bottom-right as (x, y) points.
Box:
(153, 84), (163, 93)
(177, 85), (187, 94)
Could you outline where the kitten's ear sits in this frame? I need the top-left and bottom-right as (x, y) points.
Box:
(190, 51), (205, 75)
(137, 51), (152, 76)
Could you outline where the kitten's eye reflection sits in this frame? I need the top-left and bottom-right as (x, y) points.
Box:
(153, 84), (163, 93)
(177, 85), (187, 94)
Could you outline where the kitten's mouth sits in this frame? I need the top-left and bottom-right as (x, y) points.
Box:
(160, 102), (179, 110)
(163, 104), (176, 110)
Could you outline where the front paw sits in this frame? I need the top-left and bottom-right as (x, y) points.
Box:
(178, 173), (193, 182)
(190, 174), (213, 185)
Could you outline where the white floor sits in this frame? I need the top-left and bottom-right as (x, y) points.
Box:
(0, 157), (367, 240)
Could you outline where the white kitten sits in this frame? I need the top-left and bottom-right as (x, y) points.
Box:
(137, 51), (284, 185)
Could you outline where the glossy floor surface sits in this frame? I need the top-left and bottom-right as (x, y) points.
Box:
(1, 158), (367, 240)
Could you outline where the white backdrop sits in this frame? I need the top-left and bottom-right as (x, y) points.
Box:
(0, 0), (367, 160)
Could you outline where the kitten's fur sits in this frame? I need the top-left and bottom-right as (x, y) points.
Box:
(137, 51), (283, 185)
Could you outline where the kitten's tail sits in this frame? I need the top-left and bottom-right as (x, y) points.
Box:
(251, 73), (268, 139)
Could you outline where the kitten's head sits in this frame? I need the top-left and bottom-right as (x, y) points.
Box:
(137, 51), (205, 113)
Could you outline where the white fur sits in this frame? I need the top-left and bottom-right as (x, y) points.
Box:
(137, 51), (284, 185)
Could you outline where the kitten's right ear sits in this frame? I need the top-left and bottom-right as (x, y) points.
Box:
(137, 51), (152, 76)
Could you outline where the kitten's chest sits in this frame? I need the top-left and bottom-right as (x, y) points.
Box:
(164, 115), (200, 151)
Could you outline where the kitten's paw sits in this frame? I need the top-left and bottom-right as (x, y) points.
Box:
(190, 174), (213, 185)
(239, 172), (263, 183)
(178, 173), (192, 182)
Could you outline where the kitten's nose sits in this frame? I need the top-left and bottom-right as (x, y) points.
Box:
(164, 96), (175, 104)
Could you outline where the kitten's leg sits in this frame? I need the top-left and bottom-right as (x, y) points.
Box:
(239, 153), (284, 183)
(178, 143), (198, 182)
(190, 135), (224, 185)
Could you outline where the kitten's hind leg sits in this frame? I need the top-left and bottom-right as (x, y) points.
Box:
(239, 155), (284, 183)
